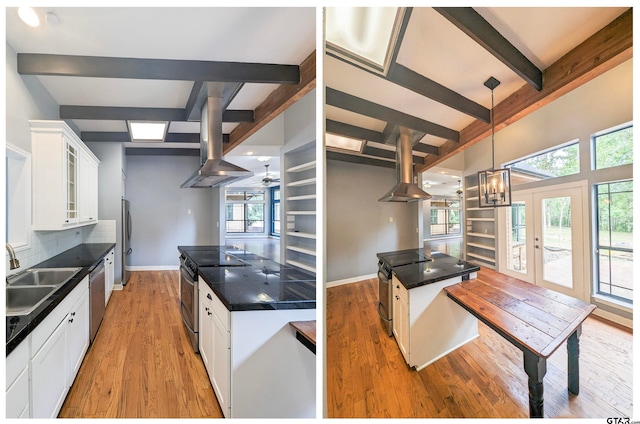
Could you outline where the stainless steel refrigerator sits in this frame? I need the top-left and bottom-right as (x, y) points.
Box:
(122, 198), (132, 286)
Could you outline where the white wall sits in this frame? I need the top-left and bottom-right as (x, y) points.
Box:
(125, 155), (216, 268)
(326, 160), (420, 283)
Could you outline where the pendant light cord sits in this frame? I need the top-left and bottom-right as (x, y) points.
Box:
(491, 87), (495, 170)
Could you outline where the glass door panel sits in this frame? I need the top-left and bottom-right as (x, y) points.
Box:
(540, 196), (573, 288)
(505, 201), (527, 274)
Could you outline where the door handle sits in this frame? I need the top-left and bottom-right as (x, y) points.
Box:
(207, 293), (212, 300)
(535, 245), (540, 249)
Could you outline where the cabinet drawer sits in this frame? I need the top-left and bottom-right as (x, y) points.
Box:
(6, 339), (29, 389)
(31, 277), (88, 355)
(198, 279), (230, 331)
(392, 275), (408, 304)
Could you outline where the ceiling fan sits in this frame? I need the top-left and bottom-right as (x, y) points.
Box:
(261, 164), (280, 187)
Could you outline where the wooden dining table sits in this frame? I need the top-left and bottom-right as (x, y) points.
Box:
(444, 272), (596, 418)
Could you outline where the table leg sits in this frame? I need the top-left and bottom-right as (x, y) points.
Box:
(523, 350), (547, 418)
(567, 326), (582, 395)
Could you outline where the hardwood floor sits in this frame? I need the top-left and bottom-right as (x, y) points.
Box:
(59, 271), (223, 418)
(326, 270), (633, 418)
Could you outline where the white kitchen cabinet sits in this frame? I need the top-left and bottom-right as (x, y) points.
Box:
(30, 120), (100, 231)
(197, 278), (315, 418)
(105, 249), (115, 305)
(392, 274), (479, 371)
(6, 340), (30, 418)
(29, 277), (89, 418)
(392, 279), (410, 363)
(66, 288), (90, 387)
(199, 280), (230, 417)
(30, 314), (69, 418)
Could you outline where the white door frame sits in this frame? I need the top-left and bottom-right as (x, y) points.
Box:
(497, 180), (591, 302)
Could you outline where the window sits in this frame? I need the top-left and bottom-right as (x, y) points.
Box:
(595, 180), (633, 303)
(505, 141), (579, 185)
(270, 186), (281, 237)
(429, 199), (461, 236)
(593, 124), (633, 170)
(225, 190), (265, 234)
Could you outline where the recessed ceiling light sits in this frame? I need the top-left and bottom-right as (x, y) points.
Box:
(127, 121), (168, 142)
(326, 133), (364, 153)
(246, 151), (254, 156)
(45, 12), (60, 26)
(450, 175), (460, 179)
(257, 156), (271, 162)
(18, 7), (40, 27)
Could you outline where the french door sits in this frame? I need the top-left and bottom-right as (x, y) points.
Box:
(500, 182), (588, 300)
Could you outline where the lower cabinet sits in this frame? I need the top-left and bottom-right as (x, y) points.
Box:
(198, 279), (230, 417)
(26, 277), (90, 418)
(391, 274), (479, 371)
(105, 249), (115, 305)
(6, 339), (30, 418)
(198, 278), (315, 418)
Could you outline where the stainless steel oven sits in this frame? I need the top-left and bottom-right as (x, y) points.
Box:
(377, 260), (393, 337)
(179, 254), (199, 352)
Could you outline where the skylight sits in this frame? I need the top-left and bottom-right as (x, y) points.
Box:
(325, 7), (404, 75)
(325, 133), (364, 153)
(127, 121), (168, 142)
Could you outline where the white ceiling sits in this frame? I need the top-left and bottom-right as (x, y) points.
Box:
(5, 6), (316, 186)
(324, 6), (629, 181)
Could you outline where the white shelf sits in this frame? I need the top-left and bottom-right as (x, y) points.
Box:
(286, 245), (316, 256)
(287, 231), (316, 239)
(466, 185), (479, 191)
(467, 217), (494, 222)
(468, 259), (496, 270)
(467, 252), (496, 263)
(467, 232), (496, 239)
(466, 207), (485, 211)
(286, 259), (316, 273)
(467, 242), (496, 251)
(286, 160), (316, 173)
(286, 211), (316, 216)
(287, 194), (316, 201)
(287, 177), (316, 187)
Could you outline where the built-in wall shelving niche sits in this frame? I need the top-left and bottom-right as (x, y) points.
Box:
(282, 142), (316, 274)
(463, 174), (497, 270)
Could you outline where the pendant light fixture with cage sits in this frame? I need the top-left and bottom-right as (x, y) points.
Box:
(477, 77), (512, 208)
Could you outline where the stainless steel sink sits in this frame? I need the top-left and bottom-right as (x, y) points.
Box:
(6, 267), (81, 316)
(6, 285), (58, 316)
(6, 267), (81, 287)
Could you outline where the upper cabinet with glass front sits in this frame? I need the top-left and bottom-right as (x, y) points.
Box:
(30, 120), (100, 231)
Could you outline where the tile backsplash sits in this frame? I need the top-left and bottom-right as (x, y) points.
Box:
(5, 220), (116, 276)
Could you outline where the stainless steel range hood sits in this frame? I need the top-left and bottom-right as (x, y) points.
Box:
(181, 87), (252, 188)
(379, 128), (432, 202)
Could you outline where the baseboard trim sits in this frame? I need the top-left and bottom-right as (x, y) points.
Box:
(592, 308), (633, 329)
(126, 265), (179, 271)
(326, 273), (377, 288)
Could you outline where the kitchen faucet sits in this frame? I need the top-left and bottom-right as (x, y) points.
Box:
(6, 243), (20, 270)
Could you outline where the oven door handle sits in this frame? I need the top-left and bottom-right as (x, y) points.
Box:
(377, 302), (392, 322)
(180, 302), (196, 333)
(180, 266), (197, 287)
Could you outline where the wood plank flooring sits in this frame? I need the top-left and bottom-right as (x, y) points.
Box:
(59, 271), (223, 418)
(326, 269), (633, 418)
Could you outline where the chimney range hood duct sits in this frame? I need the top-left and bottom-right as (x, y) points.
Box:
(181, 88), (253, 188)
(379, 129), (432, 202)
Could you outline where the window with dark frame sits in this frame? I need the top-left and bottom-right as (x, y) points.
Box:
(429, 199), (461, 236)
(270, 186), (280, 237)
(593, 124), (633, 170)
(225, 190), (265, 234)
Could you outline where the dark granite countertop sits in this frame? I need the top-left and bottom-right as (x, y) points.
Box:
(6, 243), (115, 355)
(378, 250), (480, 290)
(178, 245), (316, 311)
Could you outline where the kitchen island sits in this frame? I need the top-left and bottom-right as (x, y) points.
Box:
(177, 246), (316, 419)
(377, 249), (480, 370)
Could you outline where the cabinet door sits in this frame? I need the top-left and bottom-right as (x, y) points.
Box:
(392, 285), (410, 363)
(211, 311), (231, 417)
(67, 290), (90, 387)
(30, 317), (68, 418)
(6, 366), (29, 418)
(64, 139), (79, 225)
(105, 250), (115, 305)
(199, 293), (214, 376)
(78, 152), (98, 223)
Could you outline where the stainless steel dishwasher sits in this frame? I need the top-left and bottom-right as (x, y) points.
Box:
(89, 259), (106, 343)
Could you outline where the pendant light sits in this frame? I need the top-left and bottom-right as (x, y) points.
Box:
(478, 77), (512, 208)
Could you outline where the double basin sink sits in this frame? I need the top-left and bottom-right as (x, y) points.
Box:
(6, 268), (81, 316)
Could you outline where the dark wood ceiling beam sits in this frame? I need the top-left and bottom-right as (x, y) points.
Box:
(81, 132), (229, 143)
(326, 87), (459, 142)
(418, 8), (632, 172)
(387, 64), (491, 122)
(225, 50), (316, 154)
(325, 120), (385, 143)
(435, 7), (543, 91)
(362, 145), (425, 165)
(327, 150), (395, 169)
(60, 105), (253, 122)
(412, 142), (439, 156)
(17, 53), (301, 84)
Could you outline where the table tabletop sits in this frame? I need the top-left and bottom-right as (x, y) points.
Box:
(444, 273), (596, 358)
